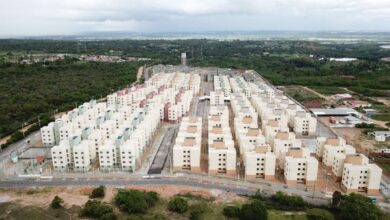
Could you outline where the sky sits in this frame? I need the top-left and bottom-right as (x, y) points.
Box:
(0, 0), (390, 36)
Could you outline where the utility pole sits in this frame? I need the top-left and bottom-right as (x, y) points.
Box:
(38, 116), (41, 127)
(21, 122), (26, 137)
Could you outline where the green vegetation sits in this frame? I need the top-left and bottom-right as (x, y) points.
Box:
(3, 188), (390, 220)
(269, 191), (307, 211)
(50, 195), (64, 209)
(372, 114), (390, 122)
(80, 200), (115, 219)
(168, 197), (188, 214)
(114, 189), (159, 214)
(240, 200), (268, 220)
(90, 185), (106, 199)
(283, 86), (322, 102)
(0, 58), (148, 149)
(1, 39), (389, 149)
(309, 86), (347, 95)
(223, 205), (241, 217)
(306, 208), (334, 220)
(332, 192), (383, 220)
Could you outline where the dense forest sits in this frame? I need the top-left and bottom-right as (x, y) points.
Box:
(0, 39), (389, 143)
(0, 58), (147, 139)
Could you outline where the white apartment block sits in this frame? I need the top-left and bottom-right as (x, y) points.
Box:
(41, 122), (56, 147)
(229, 76), (251, 97)
(209, 105), (230, 118)
(271, 132), (302, 168)
(340, 154), (382, 195)
(173, 116), (202, 172)
(51, 141), (71, 171)
(210, 90), (225, 106)
(230, 93), (258, 122)
(208, 109), (236, 176)
(244, 145), (276, 180)
(322, 144), (356, 169)
(315, 137), (347, 160)
(293, 111), (317, 136)
(214, 75), (231, 97)
(284, 148), (319, 186)
(262, 120), (289, 143)
(73, 140), (91, 172)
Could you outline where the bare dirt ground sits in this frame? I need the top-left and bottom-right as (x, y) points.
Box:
(373, 97), (390, 106)
(333, 127), (375, 153)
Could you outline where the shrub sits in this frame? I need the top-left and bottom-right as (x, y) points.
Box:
(240, 200), (267, 220)
(223, 205), (241, 218)
(50, 195), (64, 209)
(338, 193), (381, 220)
(331, 191), (342, 208)
(189, 201), (208, 220)
(100, 212), (118, 220)
(270, 191), (306, 210)
(145, 191), (160, 207)
(168, 197), (188, 214)
(115, 189), (148, 214)
(355, 123), (375, 129)
(90, 185), (106, 198)
(80, 200), (113, 219)
(306, 208), (334, 220)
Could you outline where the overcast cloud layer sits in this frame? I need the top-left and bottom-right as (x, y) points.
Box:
(1, 0), (390, 36)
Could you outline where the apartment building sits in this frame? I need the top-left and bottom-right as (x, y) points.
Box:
(315, 137), (347, 160)
(244, 145), (276, 180)
(230, 93), (258, 122)
(173, 116), (202, 172)
(230, 76), (251, 97)
(293, 111), (317, 136)
(41, 122), (56, 147)
(210, 90), (225, 106)
(340, 154), (382, 195)
(262, 119), (289, 143)
(214, 75), (231, 97)
(322, 144), (356, 170)
(271, 132), (302, 168)
(73, 140), (91, 172)
(51, 141), (71, 171)
(284, 148), (318, 186)
(208, 109), (236, 176)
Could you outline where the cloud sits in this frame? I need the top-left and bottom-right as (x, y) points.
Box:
(0, 0), (389, 36)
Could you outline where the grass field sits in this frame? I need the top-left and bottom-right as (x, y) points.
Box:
(371, 114), (390, 122)
(309, 86), (347, 95)
(283, 86), (323, 102)
(0, 202), (81, 220)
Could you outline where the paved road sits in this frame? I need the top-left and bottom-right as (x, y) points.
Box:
(148, 126), (178, 174)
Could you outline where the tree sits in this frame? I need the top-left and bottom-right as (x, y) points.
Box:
(50, 195), (64, 209)
(339, 193), (381, 220)
(189, 202), (208, 220)
(90, 185), (106, 198)
(114, 189), (148, 214)
(223, 205), (240, 218)
(144, 191), (160, 207)
(80, 200), (114, 219)
(239, 200), (267, 220)
(168, 197), (188, 214)
(270, 191), (306, 210)
(306, 208), (334, 220)
(331, 191), (342, 208)
(100, 212), (118, 220)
